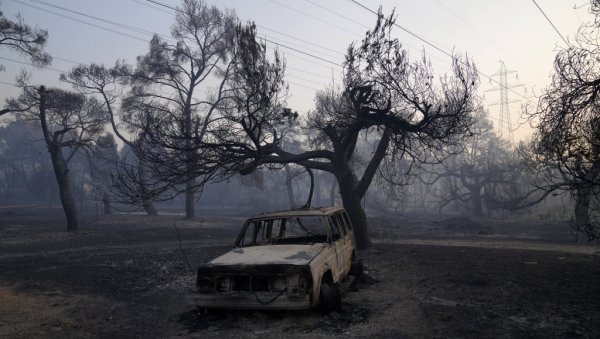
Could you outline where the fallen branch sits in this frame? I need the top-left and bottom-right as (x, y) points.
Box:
(173, 223), (192, 271)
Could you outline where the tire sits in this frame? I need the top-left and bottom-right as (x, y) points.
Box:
(320, 283), (341, 313)
(350, 260), (364, 277)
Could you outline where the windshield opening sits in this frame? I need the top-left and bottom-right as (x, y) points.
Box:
(236, 216), (330, 247)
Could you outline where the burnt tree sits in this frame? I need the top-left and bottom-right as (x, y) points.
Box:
(514, 1), (600, 239)
(529, 30), (600, 238)
(61, 62), (160, 215)
(124, 0), (237, 219)
(0, 8), (51, 70)
(193, 12), (479, 249)
(7, 85), (107, 231)
(426, 112), (526, 217)
(0, 8), (51, 116)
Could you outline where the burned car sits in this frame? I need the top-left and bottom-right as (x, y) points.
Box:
(196, 207), (360, 312)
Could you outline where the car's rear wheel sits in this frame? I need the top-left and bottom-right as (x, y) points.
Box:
(320, 282), (341, 313)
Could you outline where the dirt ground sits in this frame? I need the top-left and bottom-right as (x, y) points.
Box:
(0, 206), (599, 338)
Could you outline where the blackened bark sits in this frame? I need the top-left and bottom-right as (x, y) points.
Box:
(102, 192), (112, 215)
(336, 160), (370, 249)
(184, 102), (195, 219)
(137, 160), (157, 216)
(339, 180), (370, 249)
(39, 87), (79, 232)
(48, 145), (79, 231)
(574, 184), (591, 231)
(339, 128), (390, 249)
(185, 179), (195, 219)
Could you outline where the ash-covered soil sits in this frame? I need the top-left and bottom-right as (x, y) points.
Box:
(0, 207), (599, 338)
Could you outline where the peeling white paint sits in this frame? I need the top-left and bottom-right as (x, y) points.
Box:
(210, 244), (325, 266)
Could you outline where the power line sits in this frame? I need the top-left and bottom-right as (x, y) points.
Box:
(20, 0), (344, 83)
(11, 0), (343, 90)
(301, 0), (449, 69)
(255, 24), (345, 57)
(0, 81), (18, 87)
(432, 0), (545, 84)
(144, 0), (342, 67)
(26, 0), (174, 43)
(144, 0), (345, 59)
(25, 0), (342, 72)
(149, 0), (346, 59)
(287, 73), (327, 86)
(0, 56), (68, 73)
(349, 0), (459, 64)
(287, 80), (319, 92)
(32, 0), (158, 37)
(258, 34), (341, 62)
(531, 0), (570, 47)
(129, 0), (173, 15)
(304, 0), (369, 29)
(282, 50), (339, 71)
(53, 56), (84, 65)
(267, 0), (361, 38)
(11, 0), (341, 91)
(12, 0), (149, 43)
(263, 37), (341, 67)
(348, 0), (534, 104)
(302, 0), (449, 69)
(287, 65), (336, 80)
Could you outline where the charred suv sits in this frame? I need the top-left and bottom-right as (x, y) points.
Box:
(196, 207), (360, 312)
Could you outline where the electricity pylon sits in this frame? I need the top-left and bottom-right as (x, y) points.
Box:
(485, 61), (524, 143)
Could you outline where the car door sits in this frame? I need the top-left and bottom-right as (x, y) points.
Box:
(333, 212), (353, 275)
(329, 213), (351, 280)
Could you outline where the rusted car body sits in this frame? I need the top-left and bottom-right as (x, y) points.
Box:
(196, 207), (357, 311)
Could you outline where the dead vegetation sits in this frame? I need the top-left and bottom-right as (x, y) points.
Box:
(0, 209), (599, 338)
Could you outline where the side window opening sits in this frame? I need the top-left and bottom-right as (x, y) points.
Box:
(329, 216), (342, 241)
(277, 216), (328, 244)
(334, 213), (347, 235)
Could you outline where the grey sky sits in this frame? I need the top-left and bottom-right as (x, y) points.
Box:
(0, 0), (592, 141)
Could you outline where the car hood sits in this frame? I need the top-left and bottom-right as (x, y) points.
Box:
(209, 244), (326, 266)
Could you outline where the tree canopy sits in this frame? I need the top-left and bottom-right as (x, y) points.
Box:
(178, 11), (480, 248)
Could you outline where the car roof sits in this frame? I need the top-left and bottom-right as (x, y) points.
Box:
(250, 207), (346, 219)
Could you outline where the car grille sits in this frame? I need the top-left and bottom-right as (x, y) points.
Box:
(216, 275), (286, 292)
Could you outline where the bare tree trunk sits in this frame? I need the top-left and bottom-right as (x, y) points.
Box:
(339, 183), (369, 250)
(336, 170), (370, 249)
(48, 145), (79, 231)
(102, 192), (112, 215)
(184, 103), (196, 219)
(285, 164), (296, 209)
(185, 178), (195, 218)
(39, 86), (78, 232)
(137, 160), (157, 216)
(573, 184), (591, 231)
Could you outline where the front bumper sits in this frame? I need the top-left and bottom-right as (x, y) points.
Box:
(196, 291), (311, 310)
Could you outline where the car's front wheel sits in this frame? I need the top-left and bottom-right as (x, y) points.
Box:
(320, 282), (341, 313)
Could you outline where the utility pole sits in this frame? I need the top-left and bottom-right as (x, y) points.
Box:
(485, 61), (524, 143)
